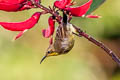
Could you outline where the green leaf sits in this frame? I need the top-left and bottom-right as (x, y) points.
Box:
(86, 0), (106, 15)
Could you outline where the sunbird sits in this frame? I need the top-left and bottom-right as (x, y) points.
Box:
(40, 12), (77, 63)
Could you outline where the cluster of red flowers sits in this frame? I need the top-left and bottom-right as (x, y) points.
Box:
(0, 0), (99, 40)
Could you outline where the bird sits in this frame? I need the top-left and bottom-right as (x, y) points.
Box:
(40, 12), (77, 64)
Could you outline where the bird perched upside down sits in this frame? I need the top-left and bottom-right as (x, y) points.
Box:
(40, 13), (77, 63)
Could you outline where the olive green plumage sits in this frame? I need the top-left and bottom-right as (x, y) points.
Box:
(40, 12), (77, 64)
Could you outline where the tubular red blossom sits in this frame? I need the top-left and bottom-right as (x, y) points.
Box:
(54, 0), (71, 9)
(42, 16), (55, 38)
(0, 0), (33, 11)
(0, 12), (41, 31)
(0, 3), (22, 11)
(86, 14), (101, 18)
(0, 0), (27, 4)
(65, 0), (93, 17)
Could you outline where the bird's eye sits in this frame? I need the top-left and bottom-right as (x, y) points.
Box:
(47, 51), (51, 54)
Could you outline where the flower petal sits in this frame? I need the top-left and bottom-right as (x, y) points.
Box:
(86, 14), (101, 18)
(42, 16), (55, 38)
(0, 0), (27, 4)
(14, 29), (28, 40)
(0, 0), (33, 11)
(19, 1), (34, 11)
(54, 0), (71, 9)
(0, 12), (41, 31)
(65, 0), (93, 17)
(0, 3), (22, 11)
(42, 29), (50, 38)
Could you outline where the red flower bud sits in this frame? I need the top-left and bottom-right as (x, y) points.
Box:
(54, 0), (71, 9)
(65, 0), (92, 17)
(42, 16), (55, 38)
(0, 0), (33, 11)
(0, 12), (41, 40)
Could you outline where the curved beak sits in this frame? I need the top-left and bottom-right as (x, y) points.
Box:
(40, 55), (47, 64)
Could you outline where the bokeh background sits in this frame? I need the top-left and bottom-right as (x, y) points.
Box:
(0, 0), (120, 80)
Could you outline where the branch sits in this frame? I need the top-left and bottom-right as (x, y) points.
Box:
(32, 0), (120, 66)
(73, 25), (120, 66)
(33, 2), (62, 23)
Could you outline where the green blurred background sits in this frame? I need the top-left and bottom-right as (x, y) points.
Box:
(0, 0), (120, 80)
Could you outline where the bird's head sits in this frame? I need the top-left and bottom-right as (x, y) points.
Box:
(40, 45), (58, 64)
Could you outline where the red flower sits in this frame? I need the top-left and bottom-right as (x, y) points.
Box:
(54, 0), (71, 9)
(54, 0), (93, 17)
(42, 16), (55, 38)
(0, 12), (41, 40)
(0, 0), (34, 11)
